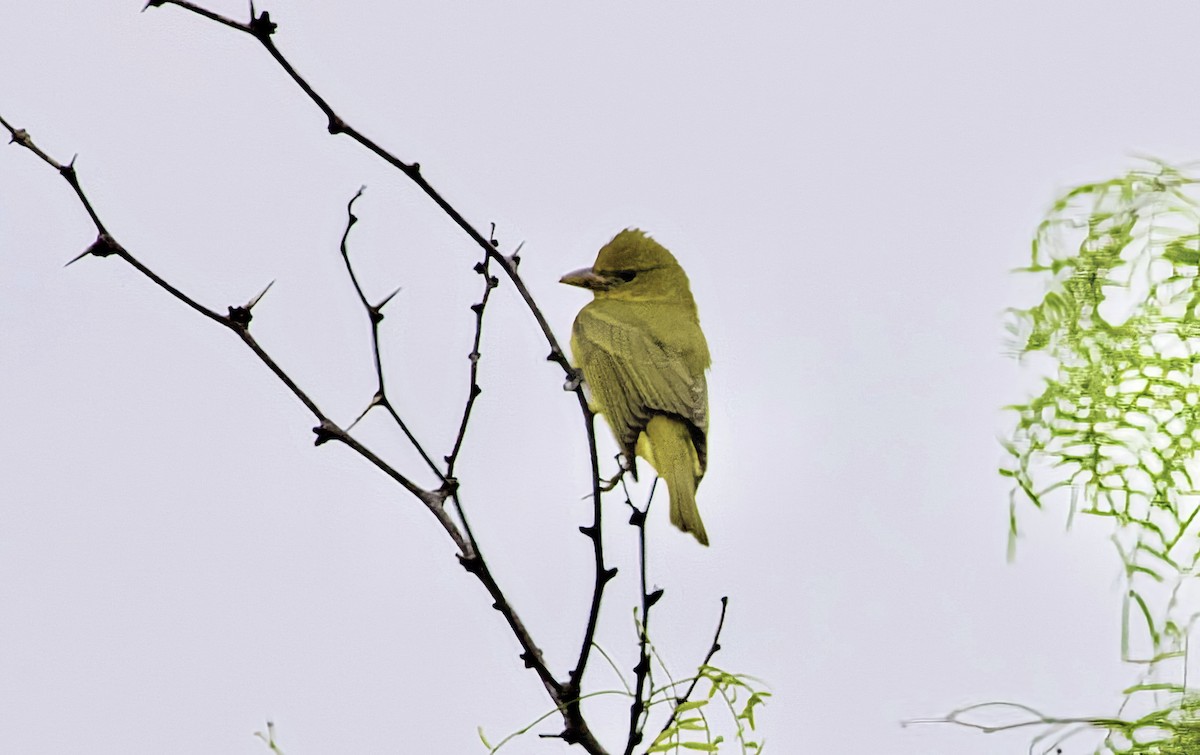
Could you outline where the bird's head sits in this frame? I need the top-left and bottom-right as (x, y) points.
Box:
(560, 229), (692, 303)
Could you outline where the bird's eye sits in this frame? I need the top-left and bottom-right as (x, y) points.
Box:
(614, 270), (637, 282)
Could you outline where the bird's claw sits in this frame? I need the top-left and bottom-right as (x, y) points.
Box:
(563, 368), (584, 392)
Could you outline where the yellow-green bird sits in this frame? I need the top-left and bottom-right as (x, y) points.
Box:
(561, 229), (712, 545)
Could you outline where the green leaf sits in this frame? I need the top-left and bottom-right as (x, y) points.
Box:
(675, 700), (708, 713)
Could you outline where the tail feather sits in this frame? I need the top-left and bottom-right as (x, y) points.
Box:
(644, 416), (708, 546)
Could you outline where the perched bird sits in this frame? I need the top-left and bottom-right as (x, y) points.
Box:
(560, 229), (712, 545)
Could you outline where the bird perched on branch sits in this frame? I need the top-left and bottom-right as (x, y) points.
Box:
(561, 229), (712, 545)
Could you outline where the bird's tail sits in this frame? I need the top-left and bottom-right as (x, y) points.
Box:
(644, 415), (709, 546)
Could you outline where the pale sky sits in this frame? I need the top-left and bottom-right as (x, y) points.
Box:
(4, 2), (1200, 754)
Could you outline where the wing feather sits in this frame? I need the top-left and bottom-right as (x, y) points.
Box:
(571, 303), (708, 475)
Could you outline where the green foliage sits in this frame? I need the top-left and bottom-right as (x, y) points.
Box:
(646, 666), (770, 755)
(1006, 161), (1200, 649)
(1104, 694), (1200, 753)
(478, 662), (769, 754)
(1004, 160), (1200, 752)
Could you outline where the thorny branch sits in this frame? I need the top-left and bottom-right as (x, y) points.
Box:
(0, 117), (586, 750)
(136, 2), (615, 748)
(623, 481), (664, 755)
(10, 0), (618, 747)
(445, 225), (503, 480)
(335, 198), (564, 703)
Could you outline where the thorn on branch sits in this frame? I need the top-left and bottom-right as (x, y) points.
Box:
(58, 157), (82, 190)
(507, 241), (525, 269)
(90, 235), (117, 253)
(247, 279), (275, 309)
(602, 567), (618, 584)
(312, 420), (342, 446)
(227, 280), (275, 327)
(227, 305), (252, 327)
(249, 9), (277, 39)
(376, 286), (402, 311)
(66, 233), (123, 267)
(578, 524), (598, 539)
(457, 553), (483, 575)
(328, 115), (346, 135)
(647, 589), (664, 607)
(627, 507), (646, 527)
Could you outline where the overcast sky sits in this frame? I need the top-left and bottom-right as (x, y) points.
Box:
(6, 2), (1200, 754)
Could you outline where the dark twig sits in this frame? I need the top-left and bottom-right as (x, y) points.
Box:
(651, 597), (730, 748)
(623, 480), (663, 755)
(138, 6), (615, 750)
(2, 115), (109, 240)
(336, 186), (442, 479)
(445, 227), (503, 479)
(565, 406), (615, 724)
(144, 0), (245, 32)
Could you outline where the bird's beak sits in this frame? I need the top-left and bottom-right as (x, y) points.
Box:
(559, 266), (611, 290)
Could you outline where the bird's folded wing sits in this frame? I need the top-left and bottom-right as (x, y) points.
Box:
(572, 306), (708, 468)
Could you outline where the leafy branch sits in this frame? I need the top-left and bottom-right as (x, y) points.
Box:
(993, 160), (1200, 752)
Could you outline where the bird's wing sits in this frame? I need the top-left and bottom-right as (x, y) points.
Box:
(572, 304), (708, 473)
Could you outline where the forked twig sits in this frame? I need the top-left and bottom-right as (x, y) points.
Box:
(337, 186), (442, 479)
